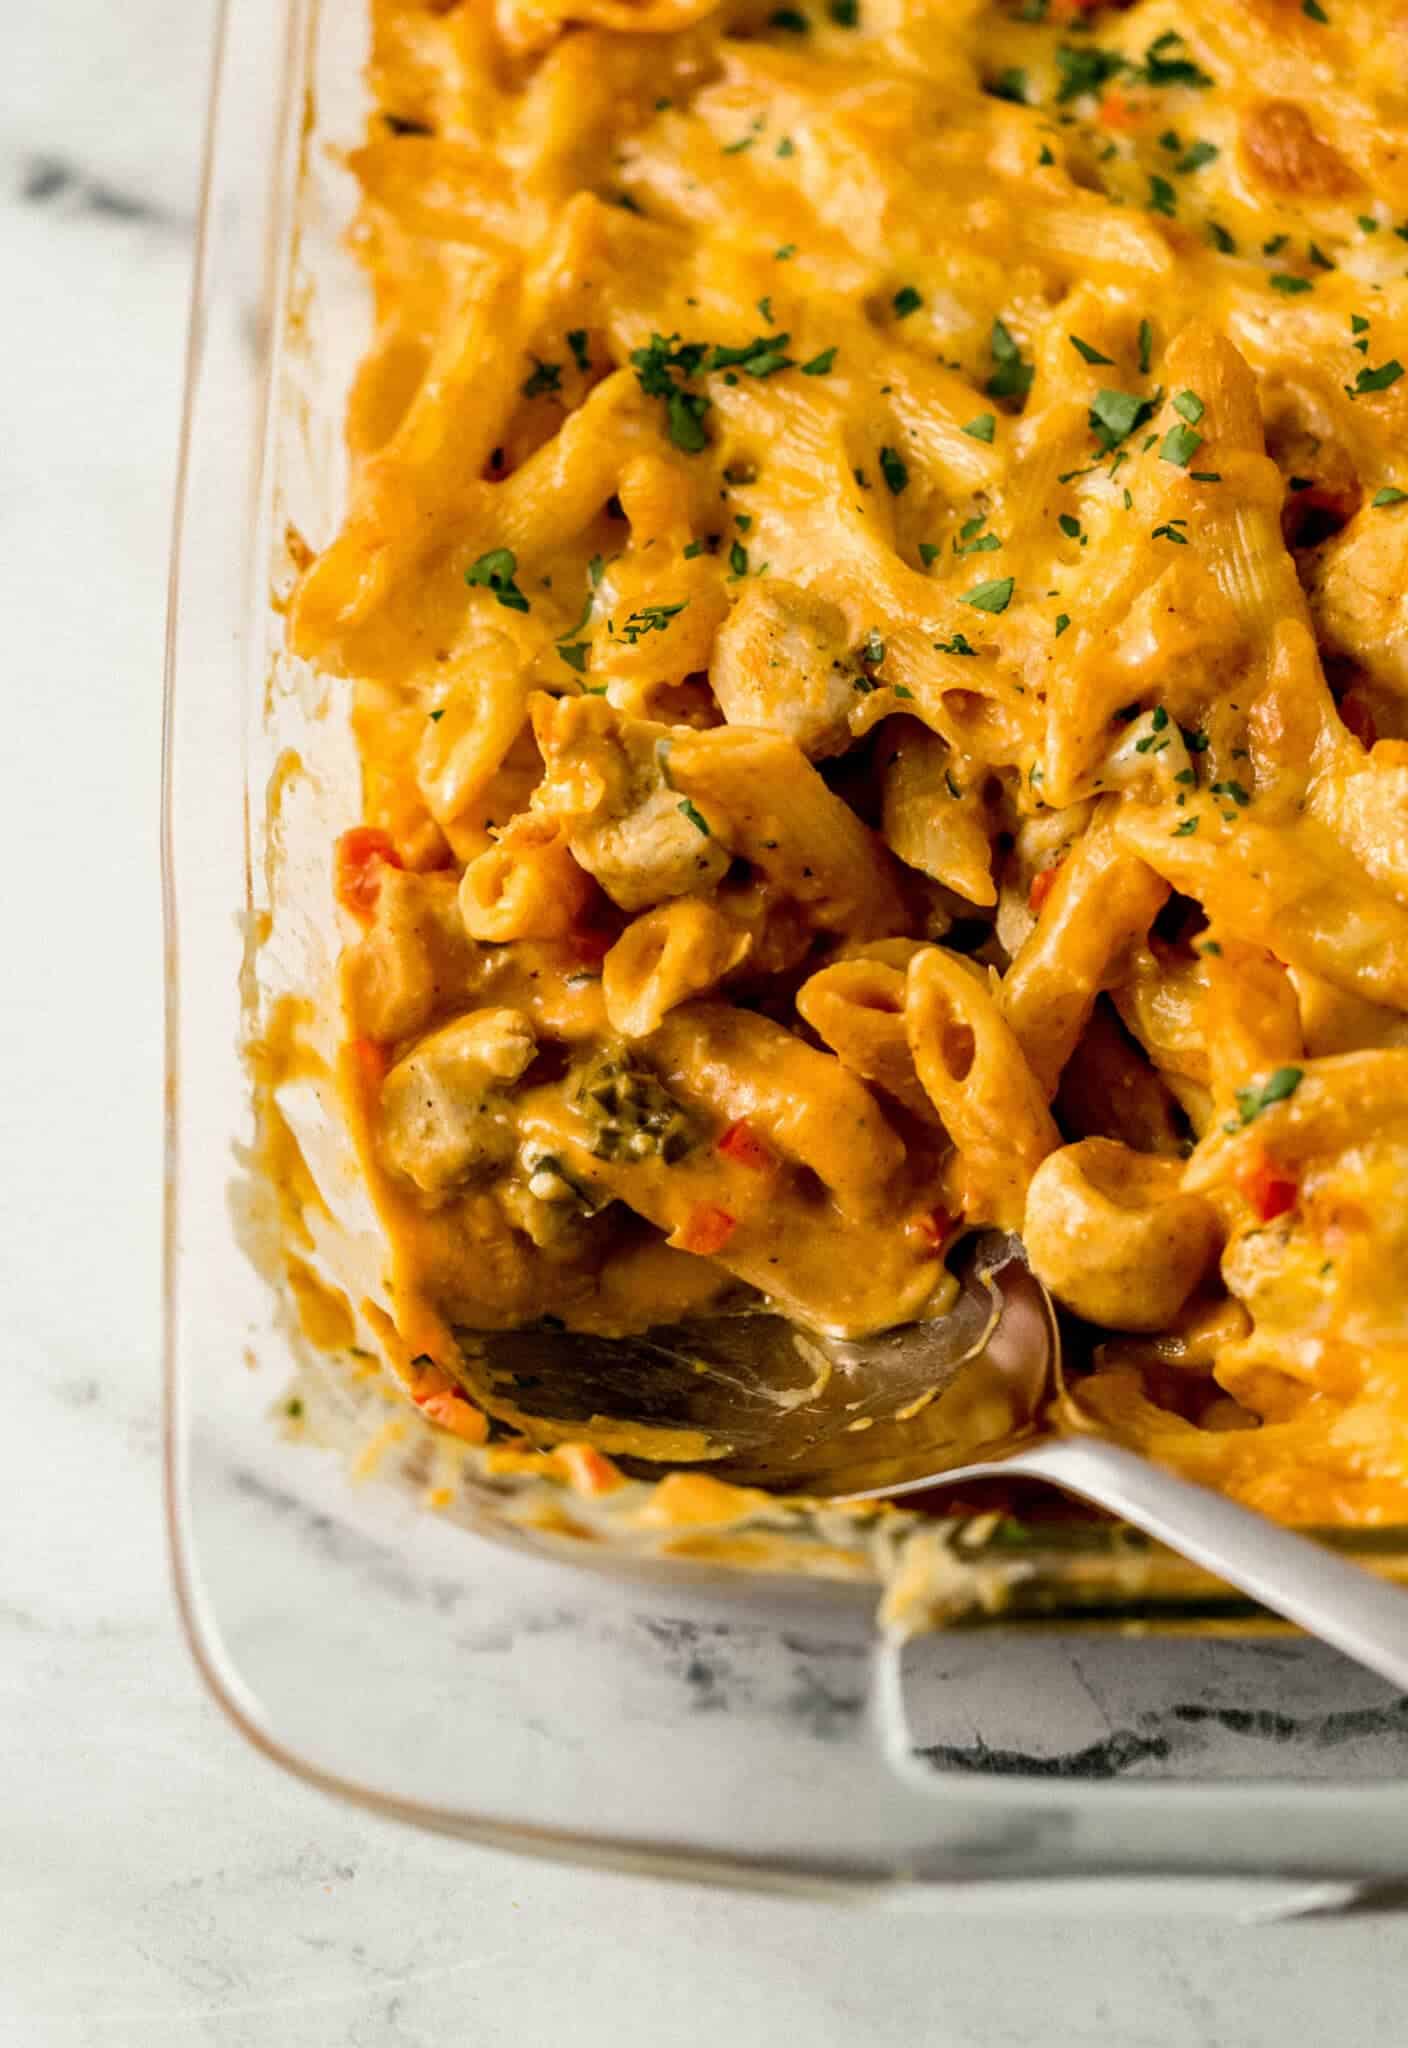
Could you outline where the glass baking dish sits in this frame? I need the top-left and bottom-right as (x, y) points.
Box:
(164, 0), (1408, 1899)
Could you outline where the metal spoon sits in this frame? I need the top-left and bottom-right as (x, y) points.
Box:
(453, 1235), (1408, 1688)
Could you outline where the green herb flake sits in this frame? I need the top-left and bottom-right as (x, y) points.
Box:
(709, 333), (795, 377)
(770, 6), (810, 28)
(1173, 389), (1205, 425)
(1139, 30), (1212, 90)
(1172, 816), (1199, 836)
(989, 68), (1029, 104)
(566, 329), (591, 372)
(863, 628), (886, 665)
(1177, 139), (1218, 173)
(1152, 520), (1189, 544)
(728, 540), (749, 577)
(1303, 0), (1329, 17)
(557, 642), (588, 674)
(1308, 241), (1335, 271)
(879, 445), (909, 494)
(934, 631), (979, 656)
(1189, 470), (1222, 482)
(892, 285), (923, 319)
(1373, 485), (1408, 507)
(1138, 319), (1154, 375)
(1358, 214), (1381, 234)
(466, 547), (530, 612)
(1089, 387), (1152, 451)
(919, 541), (940, 566)
(1206, 219), (1236, 254)
(1147, 174), (1177, 218)
(960, 575), (1014, 614)
(1058, 512), (1082, 539)
(1161, 421), (1203, 466)
(1054, 44), (1126, 105)
(678, 799), (712, 837)
(962, 412), (996, 442)
(619, 601), (688, 644)
(774, 244), (797, 260)
(1269, 273), (1313, 294)
(1070, 334), (1114, 365)
(521, 357), (562, 398)
(1211, 778), (1251, 806)
(1054, 612), (1071, 636)
(987, 317), (1035, 402)
(1234, 1065), (1304, 1125)
(801, 347), (837, 375)
(1347, 359), (1405, 398)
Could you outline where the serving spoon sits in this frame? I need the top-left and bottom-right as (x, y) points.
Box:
(454, 1236), (1408, 1689)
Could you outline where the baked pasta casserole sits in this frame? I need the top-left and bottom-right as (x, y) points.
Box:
(289, 0), (1408, 1527)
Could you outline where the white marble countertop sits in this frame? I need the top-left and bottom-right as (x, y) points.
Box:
(5, 4), (1408, 2041)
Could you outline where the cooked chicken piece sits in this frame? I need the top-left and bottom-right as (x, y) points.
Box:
(708, 579), (856, 758)
(378, 1008), (536, 1195)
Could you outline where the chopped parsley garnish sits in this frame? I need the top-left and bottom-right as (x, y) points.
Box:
(722, 116), (766, 155)
(1269, 273), (1313, 294)
(829, 0), (859, 21)
(466, 548), (530, 611)
(1347, 359), (1405, 397)
(1161, 422), (1203, 466)
(630, 333), (713, 451)
(801, 347), (837, 374)
(1173, 389), (1205, 424)
(919, 541), (940, 565)
(619, 602), (688, 644)
(989, 68), (1029, 104)
(1147, 174), (1177, 218)
(1172, 816), (1199, 835)
(1058, 513), (1083, 539)
(770, 5), (810, 28)
(1211, 778), (1251, 806)
(934, 631), (979, 656)
(1138, 319), (1154, 374)
(729, 540), (749, 577)
(1373, 485), (1408, 506)
(1177, 139), (1218, 173)
(521, 357), (562, 398)
(1190, 470), (1222, 483)
(960, 575), (1014, 614)
(879, 445), (909, 494)
(962, 412), (996, 442)
(1089, 387), (1153, 451)
(1140, 30), (1212, 89)
(1233, 1066), (1304, 1126)
(1206, 220), (1236, 254)
(863, 628), (886, 664)
(1359, 214), (1380, 234)
(1054, 612), (1071, 636)
(1039, 143), (1055, 166)
(428, 708), (444, 721)
(987, 318), (1034, 402)
(776, 137), (796, 156)
(557, 642), (588, 674)
(1070, 334), (1114, 365)
(678, 799), (711, 836)
(566, 329), (591, 372)
(709, 333), (794, 376)
(1054, 44), (1125, 105)
(1309, 242), (1335, 271)
(1152, 519), (1189, 543)
(775, 243), (797, 260)
(1303, 0), (1329, 16)
(892, 285), (923, 318)
(1263, 234), (1288, 255)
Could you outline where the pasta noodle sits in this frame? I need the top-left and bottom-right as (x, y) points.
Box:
(296, 0), (1408, 1525)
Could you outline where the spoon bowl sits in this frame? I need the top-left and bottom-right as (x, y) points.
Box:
(451, 1236), (1408, 1690)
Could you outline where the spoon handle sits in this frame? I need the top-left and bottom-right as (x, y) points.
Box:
(996, 1437), (1408, 1692)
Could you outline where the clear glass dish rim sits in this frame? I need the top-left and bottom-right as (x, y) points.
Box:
(160, 0), (1408, 1896)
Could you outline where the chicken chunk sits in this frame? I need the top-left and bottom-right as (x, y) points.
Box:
(377, 1008), (537, 1195)
(340, 866), (475, 1043)
(708, 580), (856, 758)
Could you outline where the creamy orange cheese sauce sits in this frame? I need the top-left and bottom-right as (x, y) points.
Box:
(292, 0), (1408, 1525)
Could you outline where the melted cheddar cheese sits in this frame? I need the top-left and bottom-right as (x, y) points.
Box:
(291, 0), (1408, 1525)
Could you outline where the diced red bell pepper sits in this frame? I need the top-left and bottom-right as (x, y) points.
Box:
(1027, 861), (1063, 915)
(335, 826), (402, 919)
(675, 1203), (737, 1256)
(1237, 1150), (1298, 1223)
(716, 1119), (775, 1172)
